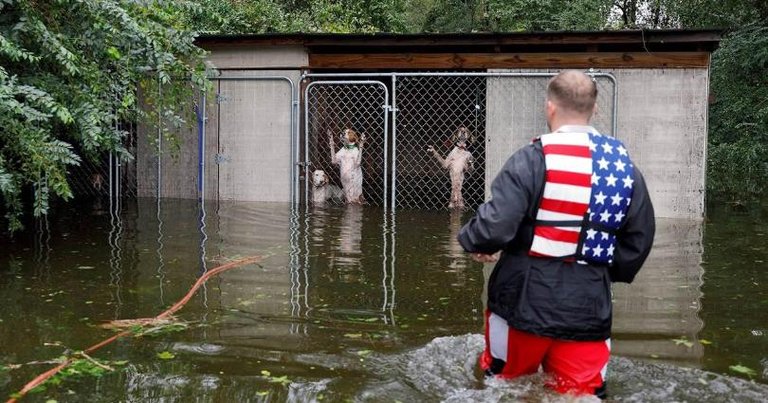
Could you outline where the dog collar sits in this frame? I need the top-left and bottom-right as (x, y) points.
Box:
(344, 143), (358, 150)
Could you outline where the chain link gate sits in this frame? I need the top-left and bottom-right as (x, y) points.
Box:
(394, 75), (488, 210)
(394, 73), (616, 211)
(304, 81), (389, 207)
(302, 72), (617, 211)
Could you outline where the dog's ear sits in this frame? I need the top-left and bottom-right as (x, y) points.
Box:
(323, 174), (329, 185)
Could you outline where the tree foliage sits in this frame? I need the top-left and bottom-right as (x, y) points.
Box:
(185, 0), (407, 34)
(706, 24), (768, 202)
(404, 0), (613, 33)
(0, 0), (207, 232)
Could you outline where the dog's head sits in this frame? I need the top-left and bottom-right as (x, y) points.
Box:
(341, 128), (360, 145)
(312, 170), (329, 187)
(452, 126), (473, 148)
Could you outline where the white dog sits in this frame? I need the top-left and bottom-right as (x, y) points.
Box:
(329, 128), (365, 204)
(312, 169), (345, 205)
(428, 126), (474, 210)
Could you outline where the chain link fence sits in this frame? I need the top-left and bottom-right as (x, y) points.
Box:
(395, 75), (487, 210)
(68, 121), (138, 201)
(301, 71), (617, 211)
(305, 81), (389, 206)
(395, 73), (615, 211)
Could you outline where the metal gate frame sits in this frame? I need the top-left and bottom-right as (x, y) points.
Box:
(198, 76), (300, 207)
(303, 80), (391, 209)
(301, 71), (618, 211)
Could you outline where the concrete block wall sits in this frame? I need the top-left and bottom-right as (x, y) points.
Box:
(611, 69), (709, 219)
(485, 68), (709, 219)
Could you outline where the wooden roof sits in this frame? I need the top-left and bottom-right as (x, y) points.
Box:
(196, 30), (722, 69)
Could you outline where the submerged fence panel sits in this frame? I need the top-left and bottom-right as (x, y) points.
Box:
(69, 120), (137, 206)
(302, 71), (617, 211)
(394, 75), (487, 210)
(304, 81), (389, 207)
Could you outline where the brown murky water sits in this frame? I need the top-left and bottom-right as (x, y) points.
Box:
(0, 198), (767, 402)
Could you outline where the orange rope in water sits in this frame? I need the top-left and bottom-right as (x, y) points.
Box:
(7, 255), (262, 403)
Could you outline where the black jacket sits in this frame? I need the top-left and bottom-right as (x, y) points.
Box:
(458, 141), (655, 341)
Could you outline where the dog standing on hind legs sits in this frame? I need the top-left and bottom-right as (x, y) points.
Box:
(428, 126), (475, 209)
(329, 128), (365, 204)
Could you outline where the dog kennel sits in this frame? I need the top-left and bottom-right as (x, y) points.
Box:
(135, 30), (720, 219)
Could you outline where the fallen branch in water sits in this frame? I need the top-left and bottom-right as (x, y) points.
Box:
(99, 316), (179, 331)
(7, 255), (261, 403)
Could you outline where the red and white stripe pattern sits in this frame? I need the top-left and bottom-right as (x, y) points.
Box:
(529, 132), (593, 258)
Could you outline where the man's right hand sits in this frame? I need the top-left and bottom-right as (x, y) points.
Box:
(471, 252), (500, 263)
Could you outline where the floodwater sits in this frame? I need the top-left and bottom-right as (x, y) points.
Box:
(1, 198), (767, 402)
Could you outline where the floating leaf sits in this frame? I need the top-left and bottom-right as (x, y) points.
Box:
(156, 351), (175, 360)
(347, 316), (377, 323)
(268, 375), (291, 385)
(729, 364), (757, 376)
(256, 391), (269, 396)
(260, 370), (271, 376)
(344, 333), (363, 338)
(699, 339), (712, 345)
(671, 337), (694, 348)
(356, 350), (372, 356)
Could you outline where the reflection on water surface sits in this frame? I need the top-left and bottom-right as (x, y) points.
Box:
(0, 198), (766, 401)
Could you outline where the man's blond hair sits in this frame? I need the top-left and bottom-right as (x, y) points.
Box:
(546, 70), (598, 115)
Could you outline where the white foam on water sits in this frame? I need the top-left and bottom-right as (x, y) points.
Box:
(401, 334), (594, 402)
(287, 379), (330, 403)
(608, 356), (768, 402)
(382, 334), (768, 402)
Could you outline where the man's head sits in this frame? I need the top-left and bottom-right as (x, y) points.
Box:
(545, 70), (597, 130)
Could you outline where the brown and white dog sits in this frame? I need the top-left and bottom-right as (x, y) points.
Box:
(428, 126), (475, 210)
(329, 128), (365, 204)
(312, 169), (345, 205)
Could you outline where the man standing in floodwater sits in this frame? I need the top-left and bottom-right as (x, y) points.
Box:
(457, 70), (655, 398)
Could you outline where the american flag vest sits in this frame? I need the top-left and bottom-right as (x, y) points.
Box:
(528, 130), (635, 265)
